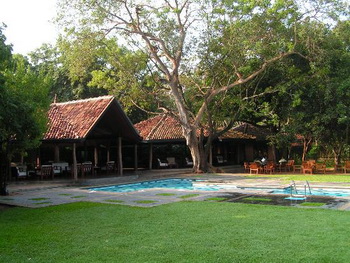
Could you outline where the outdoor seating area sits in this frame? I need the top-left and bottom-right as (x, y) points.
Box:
(244, 159), (350, 175)
(9, 160), (124, 181)
(157, 157), (180, 169)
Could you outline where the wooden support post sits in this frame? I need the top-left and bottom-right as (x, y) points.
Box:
(54, 145), (60, 162)
(107, 147), (110, 162)
(94, 147), (98, 167)
(134, 144), (138, 171)
(148, 143), (153, 170)
(73, 143), (78, 181)
(117, 137), (123, 176)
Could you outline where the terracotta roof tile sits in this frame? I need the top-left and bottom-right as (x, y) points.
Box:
(134, 115), (270, 141)
(134, 115), (184, 140)
(43, 96), (114, 140)
(231, 123), (272, 141)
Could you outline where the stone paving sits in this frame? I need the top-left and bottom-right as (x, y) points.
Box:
(1, 169), (350, 210)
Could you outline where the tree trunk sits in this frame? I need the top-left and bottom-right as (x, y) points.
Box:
(332, 145), (343, 166)
(302, 137), (312, 161)
(184, 128), (212, 173)
(0, 142), (9, 196)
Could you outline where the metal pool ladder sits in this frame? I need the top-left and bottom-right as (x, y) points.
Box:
(289, 180), (312, 199)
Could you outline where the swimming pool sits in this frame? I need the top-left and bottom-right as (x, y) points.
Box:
(272, 187), (350, 197)
(88, 178), (350, 198)
(89, 178), (237, 193)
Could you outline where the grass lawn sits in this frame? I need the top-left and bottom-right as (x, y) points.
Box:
(1, 201), (350, 262)
(248, 173), (350, 183)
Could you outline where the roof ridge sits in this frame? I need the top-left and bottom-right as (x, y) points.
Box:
(82, 96), (115, 138)
(52, 95), (114, 106)
(146, 115), (167, 140)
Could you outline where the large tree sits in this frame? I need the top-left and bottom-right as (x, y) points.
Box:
(0, 26), (51, 195)
(57, 0), (349, 172)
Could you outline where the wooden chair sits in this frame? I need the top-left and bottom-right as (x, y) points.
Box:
(106, 161), (116, 174)
(39, 165), (53, 180)
(315, 163), (326, 174)
(286, 160), (295, 172)
(243, 162), (250, 173)
(343, 161), (350, 173)
(82, 162), (93, 177)
(264, 162), (276, 174)
(302, 161), (314, 174)
(249, 163), (260, 174)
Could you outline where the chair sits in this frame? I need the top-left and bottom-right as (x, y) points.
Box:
(39, 165), (53, 180)
(315, 163), (326, 174)
(12, 164), (28, 179)
(285, 160), (295, 172)
(216, 156), (227, 165)
(185, 157), (193, 167)
(17, 165), (28, 178)
(106, 161), (116, 174)
(166, 157), (178, 168)
(344, 161), (350, 173)
(52, 162), (69, 176)
(249, 163), (260, 174)
(302, 161), (314, 174)
(157, 158), (168, 169)
(264, 162), (276, 174)
(243, 162), (250, 173)
(82, 162), (93, 177)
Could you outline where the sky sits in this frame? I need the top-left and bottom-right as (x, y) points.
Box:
(0, 0), (58, 55)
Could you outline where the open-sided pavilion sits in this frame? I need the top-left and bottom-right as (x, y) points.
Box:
(41, 96), (141, 180)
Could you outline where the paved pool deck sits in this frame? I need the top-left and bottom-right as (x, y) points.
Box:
(2, 168), (350, 210)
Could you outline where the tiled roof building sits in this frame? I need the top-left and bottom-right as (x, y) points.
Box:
(43, 96), (141, 142)
(134, 115), (270, 142)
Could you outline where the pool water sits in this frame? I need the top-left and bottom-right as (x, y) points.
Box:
(89, 178), (232, 193)
(272, 187), (350, 197)
(89, 178), (350, 198)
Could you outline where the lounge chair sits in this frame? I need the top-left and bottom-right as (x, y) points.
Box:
(185, 157), (193, 167)
(216, 156), (227, 165)
(157, 158), (168, 169)
(166, 157), (178, 168)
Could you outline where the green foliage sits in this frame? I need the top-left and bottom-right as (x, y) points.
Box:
(53, 0), (350, 170)
(0, 27), (50, 194)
